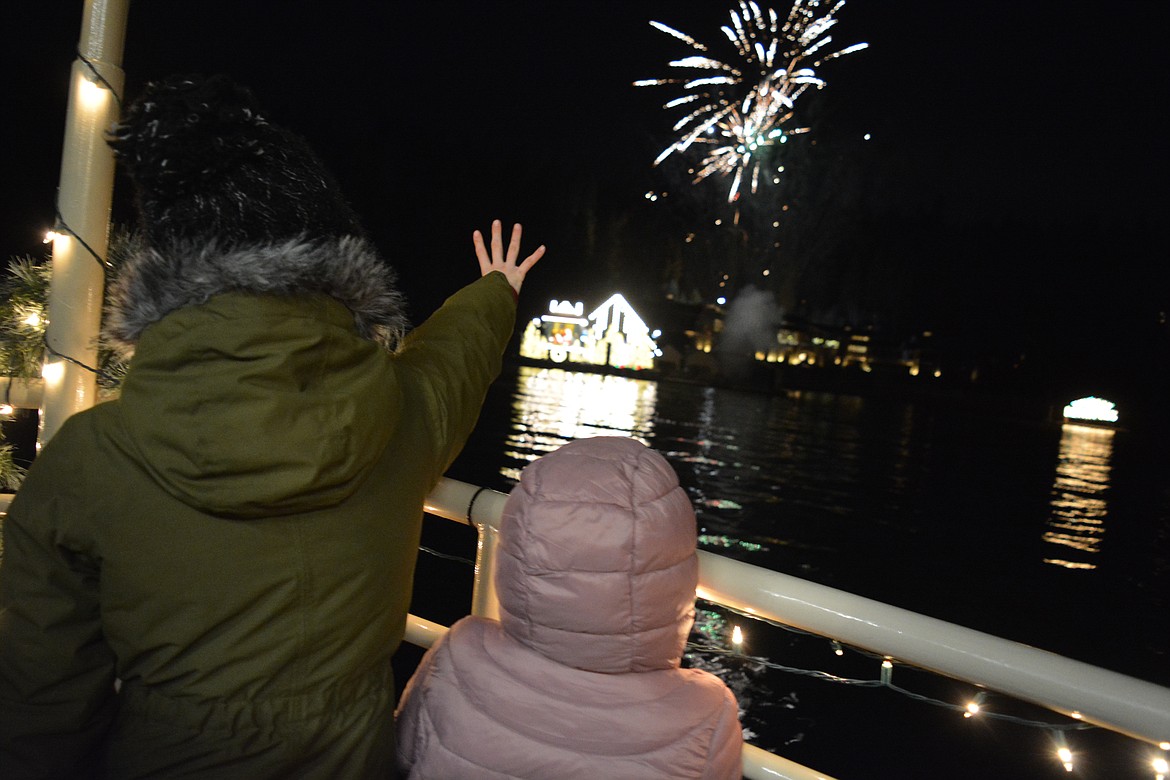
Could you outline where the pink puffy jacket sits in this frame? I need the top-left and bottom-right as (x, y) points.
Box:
(395, 437), (744, 779)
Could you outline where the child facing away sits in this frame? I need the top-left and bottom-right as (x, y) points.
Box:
(395, 436), (744, 779)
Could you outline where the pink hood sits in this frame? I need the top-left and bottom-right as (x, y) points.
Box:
(495, 436), (699, 674)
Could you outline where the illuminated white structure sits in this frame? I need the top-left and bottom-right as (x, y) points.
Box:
(519, 300), (588, 365)
(1062, 396), (1120, 425)
(519, 294), (658, 371)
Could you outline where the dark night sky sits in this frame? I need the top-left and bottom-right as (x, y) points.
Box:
(3, 1), (1168, 399)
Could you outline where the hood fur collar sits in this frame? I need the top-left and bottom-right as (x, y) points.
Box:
(104, 236), (407, 357)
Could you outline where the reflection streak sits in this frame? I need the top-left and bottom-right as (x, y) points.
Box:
(1044, 424), (1115, 570)
(501, 366), (658, 481)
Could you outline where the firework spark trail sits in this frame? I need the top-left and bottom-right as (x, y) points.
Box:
(635, 0), (867, 203)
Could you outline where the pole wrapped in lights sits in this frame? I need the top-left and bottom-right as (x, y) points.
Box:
(39, 0), (129, 446)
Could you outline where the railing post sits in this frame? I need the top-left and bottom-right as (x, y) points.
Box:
(422, 479), (508, 619)
(39, 0), (129, 447)
(1, 378), (44, 411)
(470, 520), (501, 620)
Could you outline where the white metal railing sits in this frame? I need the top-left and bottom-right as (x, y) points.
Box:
(419, 477), (1170, 780)
(6, 478), (1168, 778)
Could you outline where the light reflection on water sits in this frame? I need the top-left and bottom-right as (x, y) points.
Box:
(500, 366), (657, 480)
(500, 366), (921, 566)
(1044, 423), (1115, 570)
(500, 366), (1128, 583)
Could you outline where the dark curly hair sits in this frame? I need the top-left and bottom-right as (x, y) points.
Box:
(107, 74), (364, 248)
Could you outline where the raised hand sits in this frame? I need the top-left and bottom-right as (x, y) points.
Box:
(473, 219), (545, 295)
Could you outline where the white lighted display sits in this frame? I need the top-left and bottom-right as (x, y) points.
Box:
(520, 294), (658, 371)
(548, 300), (584, 317)
(1062, 396), (1119, 424)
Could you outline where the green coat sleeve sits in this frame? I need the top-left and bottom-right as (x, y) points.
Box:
(0, 427), (118, 779)
(393, 271), (517, 481)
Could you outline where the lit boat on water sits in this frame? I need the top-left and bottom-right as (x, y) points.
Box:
(1062, 396), (1124, 430)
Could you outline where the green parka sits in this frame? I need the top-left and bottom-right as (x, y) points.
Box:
(0, 240), (516, 778)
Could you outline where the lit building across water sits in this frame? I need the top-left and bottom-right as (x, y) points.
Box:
(520, 294), (660, 371)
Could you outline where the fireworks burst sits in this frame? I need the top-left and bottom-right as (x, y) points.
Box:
(636, 0), (867, 203)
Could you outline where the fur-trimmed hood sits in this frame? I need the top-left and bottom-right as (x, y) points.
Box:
(102, 236), (411, 518)
(104, 236), (407, 357)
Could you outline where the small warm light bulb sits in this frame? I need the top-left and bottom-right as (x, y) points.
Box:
(830, 640), (844, 656)
(1159, 742), (1169, 751)
(42, 360), (65, 385)
(23, 311), (42, 328)
(1057, 746), (1073, 772)
(0, 404), (14, 417)
(731, 626), (744, 647)
(43, 229), (60, 243)
(1152, 755), (1168, 777)
(78, 75), (108, 110)
(963, 692), (987, 718)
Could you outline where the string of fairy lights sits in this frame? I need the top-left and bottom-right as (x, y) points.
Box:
(32, 49), (125, 385)
(0, 45), (124, 468)
(76, 49), (123, 112)
(693, 605), (1170, 776)
(415, 543), (1170, 777)
(46, 211), (113, 270)
(36, 223), (117, 384)
(8, 50), (127, 395)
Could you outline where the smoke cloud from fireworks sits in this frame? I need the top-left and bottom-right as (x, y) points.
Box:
(717, 285), (783, 378)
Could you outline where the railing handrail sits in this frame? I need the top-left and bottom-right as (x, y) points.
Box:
(5, 477), (1168, 779)
(422, 477), (1170, 752)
